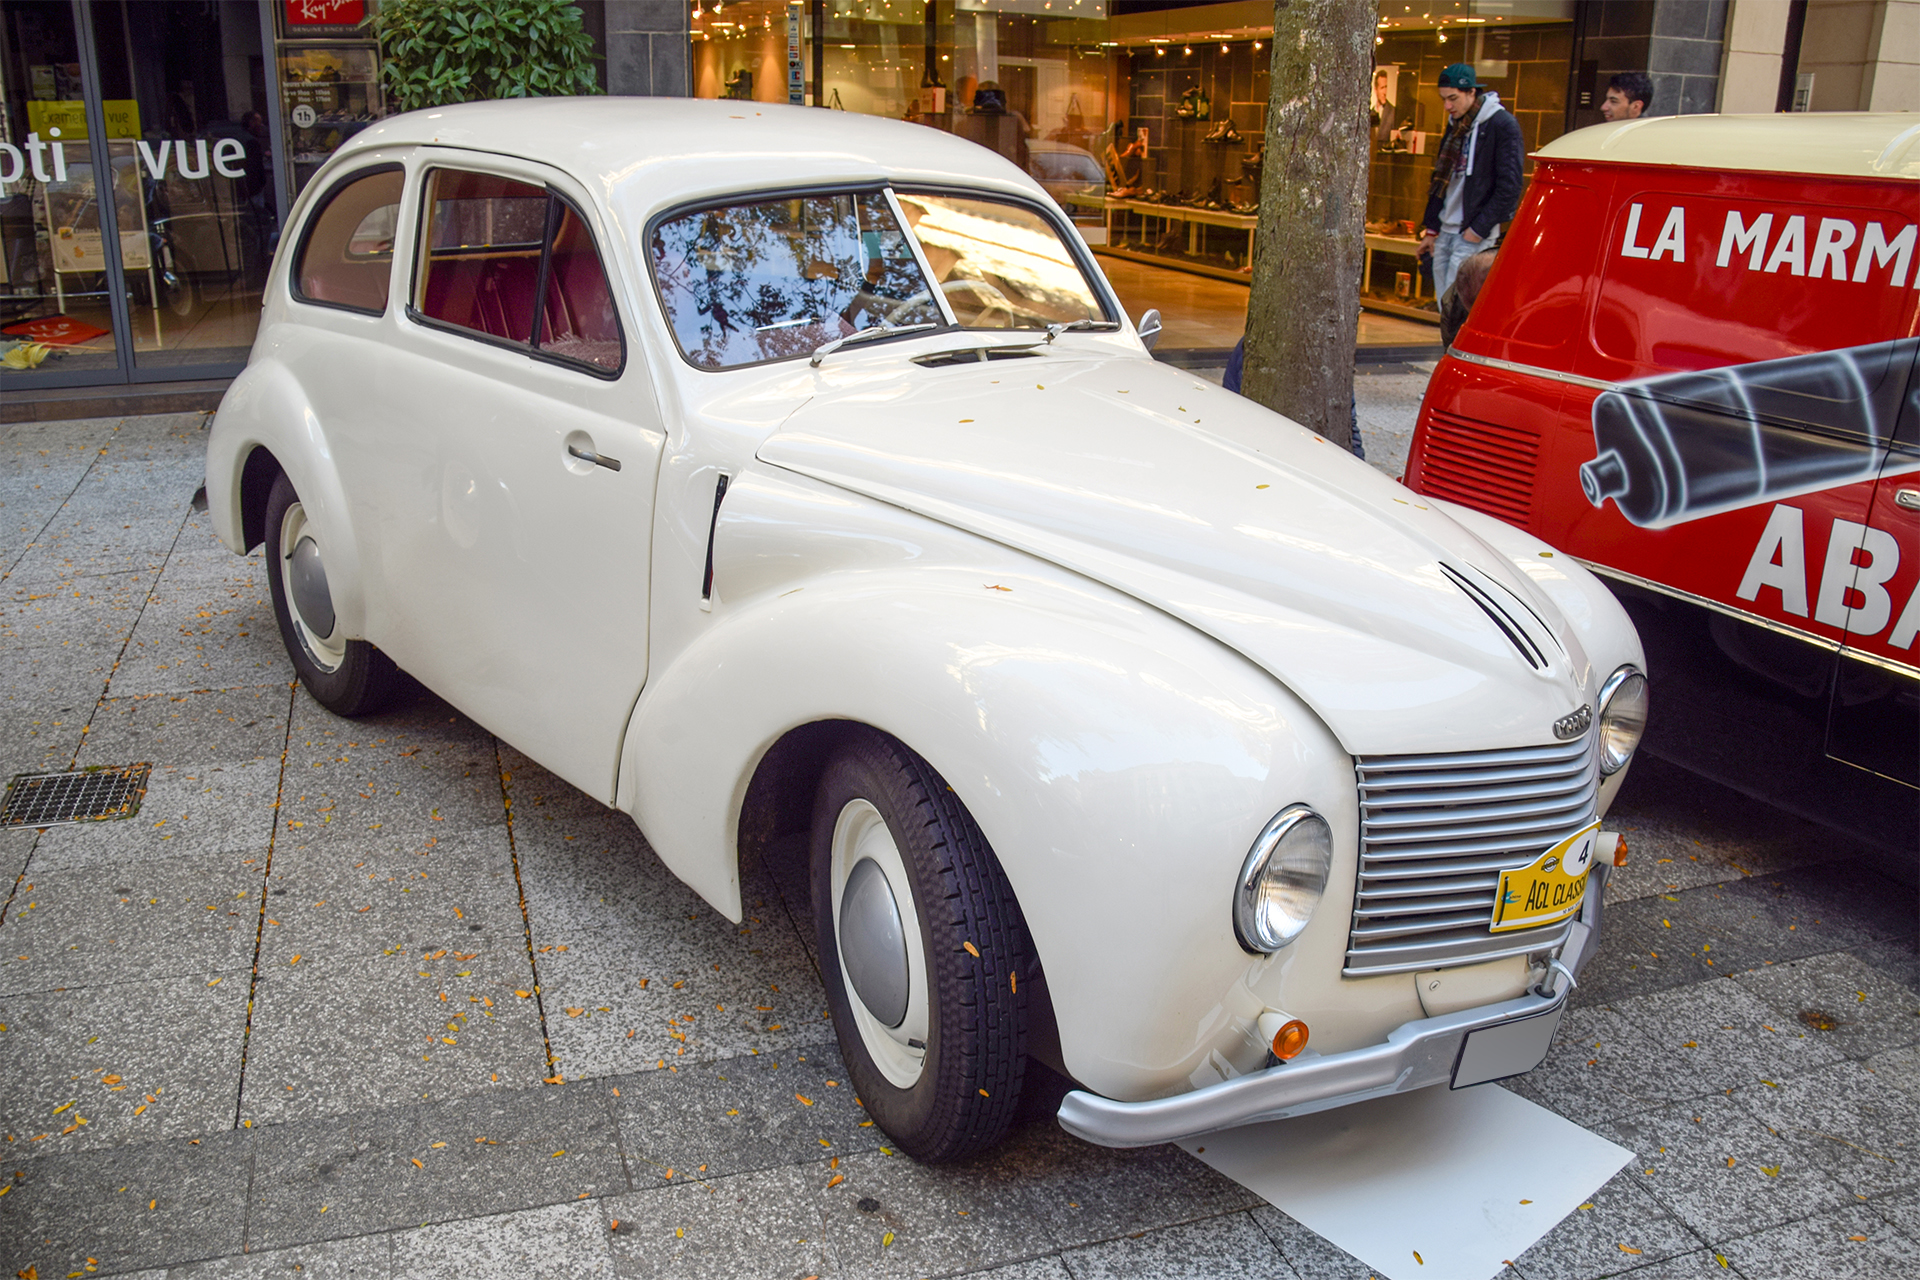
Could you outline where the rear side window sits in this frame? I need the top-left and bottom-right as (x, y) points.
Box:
(415, 169), (549, 347)
(412, 167), (625, 375)
(294, 167), (404, 314)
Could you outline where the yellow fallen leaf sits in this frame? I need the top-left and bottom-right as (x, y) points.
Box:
(1761, 1165), (1781, 1177)
(516, 990), (532, 998)
(1849, 1235), (1868, 1242)
(882, 1232), (895, 1247)
(1618, 1244), (1643, 1255)
(1413, 1251), (1423, 1265)
(133, 1106), (146, 1116)
(796, 1094), (814, 1106)
(963, 941), (980, 957)
(410, 1158), (423, 1169)
(565, 1008), (584, 1018)
(290, 955), (302, 965)
(827, 1174), (844, 1188)
(52, 1102), (73, 1115)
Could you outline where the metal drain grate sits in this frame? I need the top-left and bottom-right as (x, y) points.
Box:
(1, 764), (153, 828)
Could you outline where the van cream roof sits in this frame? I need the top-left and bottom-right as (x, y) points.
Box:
(1535, 113), (1920, 181)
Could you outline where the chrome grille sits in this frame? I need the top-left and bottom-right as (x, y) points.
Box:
(1345, 736), (1597, 976)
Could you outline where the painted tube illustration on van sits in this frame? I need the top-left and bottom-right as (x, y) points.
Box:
(1579, 337), (1917, 529)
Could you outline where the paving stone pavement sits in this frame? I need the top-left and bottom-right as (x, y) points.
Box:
(0, 412), (1915, 1279)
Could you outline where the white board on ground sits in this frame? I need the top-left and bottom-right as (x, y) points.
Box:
(1177, 1083), (1631, 1280)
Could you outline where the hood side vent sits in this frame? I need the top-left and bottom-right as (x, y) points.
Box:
(913, 347), (1043, 369)
(1439, 562), (1545, 670)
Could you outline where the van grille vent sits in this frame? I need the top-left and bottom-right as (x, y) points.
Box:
(1345, 737), (1596, 976)
(1417, 410), (1540, 525)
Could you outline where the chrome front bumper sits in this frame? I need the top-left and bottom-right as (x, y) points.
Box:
(1056, 869), (1606, 1148)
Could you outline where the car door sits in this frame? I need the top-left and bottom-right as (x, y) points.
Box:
(367, 151), (664, 801)
(1826, 343), (1920, 791)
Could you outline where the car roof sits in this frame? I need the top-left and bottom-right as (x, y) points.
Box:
(328, 97), (1051, 217)
(1535, 113), (1920, 181)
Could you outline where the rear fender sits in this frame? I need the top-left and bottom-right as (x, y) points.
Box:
(207, 360), (370, 642)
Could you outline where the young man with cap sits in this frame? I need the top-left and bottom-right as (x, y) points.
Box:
(1418, 62), (1523, 299)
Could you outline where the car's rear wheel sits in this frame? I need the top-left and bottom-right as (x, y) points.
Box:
(264, 471), (397, 716)
(811, 728), (1033, 1162)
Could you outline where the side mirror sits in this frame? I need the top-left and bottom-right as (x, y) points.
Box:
(1136, 308), (1162, 352)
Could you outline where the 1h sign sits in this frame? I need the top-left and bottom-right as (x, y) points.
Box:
(285, 0), (366, 26)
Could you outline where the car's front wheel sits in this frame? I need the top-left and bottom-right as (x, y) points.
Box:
(811, 728), (1034, 1163)
(264, 471), (397, 716)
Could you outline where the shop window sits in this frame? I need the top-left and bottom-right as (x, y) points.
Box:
(536, 201), (622, 374)
(293, 167), (404, 315)
(413, 169), (548, 348)
(892, 193), (1105, 330)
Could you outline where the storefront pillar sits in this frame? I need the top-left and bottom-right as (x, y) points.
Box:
(605, 0), (691, 96)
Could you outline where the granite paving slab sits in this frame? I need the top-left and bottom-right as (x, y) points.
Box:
(1500, 1005), (1699, 1129)
(598, 1163), (834, 1280)
(1731, 1060), (1919, 1198)
(0, 711), (90, 807)
(77, 685), (294, 770)
(1611, 977), (1848, 1094)
(1715, 1201), (1920, 1280)
(0, 848), (262, 996)
(1, 567), (157, 650)
(535, 915), (830, 1081)
(1505, 1169), (1703, 1280)
(1853, 937), (1920, 992)
(1865, 1043), (1920, 1099)
(276, 692), (505, 846)
(1246, 1204), (1383, 1280)
(1599, 1093), (1853, 1242)
(1059, 1211), (1298, 1280)
(1669, 862), (1918, 972)
(1869, 1186), (1920, 1240)
(256, 826), (522, 965)
(953, 1259), (1071, 1280)
(606, 1043), (877, 1182)
(389, 1200), (614, 1280)
(1731, 950), (1920, 1061)
(815, 1140), (1070, 1280)
(237, 947), (547, 1128)
(248, 1083), (627, 1252)
(29, 759), (284, 872)
(0, 641), (119, 715)
(110, 559), (288, 697)
(1567, 895), (1717, 1008)
(167, 1234), (392, 1279)
(0, 1127), (252, 1280)
(0, 972), (248, 1155)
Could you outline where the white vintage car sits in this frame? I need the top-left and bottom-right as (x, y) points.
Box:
(205, 100), (1648, 1163)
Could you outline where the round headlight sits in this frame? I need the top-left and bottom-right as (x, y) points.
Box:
(1597, 665), (1649, 776)
(1234, 806), (1333, 954)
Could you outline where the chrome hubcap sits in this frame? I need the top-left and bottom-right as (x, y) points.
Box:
(830, 799), (928, 1088)
(279, 501), (347, 673)
(288, 535), (336, 641)
(840, 856), (909, 1028)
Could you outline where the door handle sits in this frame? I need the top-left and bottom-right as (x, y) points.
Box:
(1896, 489), (1920, 512)
(568, 443), (622, 472)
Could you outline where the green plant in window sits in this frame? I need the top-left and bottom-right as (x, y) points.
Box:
(372, 0), (600, 111)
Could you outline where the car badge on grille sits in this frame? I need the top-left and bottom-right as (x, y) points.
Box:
(1554, 704), (1593, 740)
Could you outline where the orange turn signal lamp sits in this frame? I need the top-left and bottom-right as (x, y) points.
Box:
(1271, 1018), (1309, 1061)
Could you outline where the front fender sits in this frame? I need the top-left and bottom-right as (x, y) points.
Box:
(207, 358), (370, 642)
(620, 478), (1361, 1102)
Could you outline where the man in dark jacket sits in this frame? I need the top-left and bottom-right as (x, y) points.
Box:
(1417, 63), (1523, 299)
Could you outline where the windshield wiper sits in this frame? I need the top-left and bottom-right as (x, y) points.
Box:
(1045, 319), (1123, 340)
(810, 321), (940, 367)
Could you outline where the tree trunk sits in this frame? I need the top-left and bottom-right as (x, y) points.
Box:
(1241, 0), (1374, 450)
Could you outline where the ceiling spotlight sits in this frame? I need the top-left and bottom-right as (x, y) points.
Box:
(1183, 45), (1192, 54)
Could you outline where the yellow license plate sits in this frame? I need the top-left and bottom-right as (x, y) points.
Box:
(1491, 821), (1601, 933)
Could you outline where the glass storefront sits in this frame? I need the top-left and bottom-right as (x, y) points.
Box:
(1, 0), (385, 390)
(692, 0), (1581, 326)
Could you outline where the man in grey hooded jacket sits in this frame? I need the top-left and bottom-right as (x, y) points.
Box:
(1418, 62), (1523, 299)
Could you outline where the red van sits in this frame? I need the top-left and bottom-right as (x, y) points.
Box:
(1405, 114), (1918, 855)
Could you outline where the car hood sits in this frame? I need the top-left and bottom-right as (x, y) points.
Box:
(756, 353), (1594, 755)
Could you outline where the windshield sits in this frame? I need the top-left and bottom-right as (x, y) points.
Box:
(651, 191), (940, 370)
(650, 187), (1108, 369)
